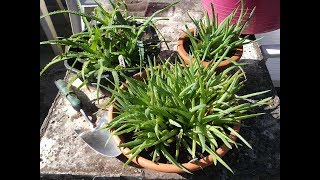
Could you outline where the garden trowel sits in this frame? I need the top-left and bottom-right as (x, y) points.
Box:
(55, 79), (121, 157)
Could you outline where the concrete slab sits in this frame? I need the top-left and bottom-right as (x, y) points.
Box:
(40, 0), (279, 178)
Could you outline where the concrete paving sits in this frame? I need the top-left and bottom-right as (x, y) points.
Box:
(40, 1), (280, 178)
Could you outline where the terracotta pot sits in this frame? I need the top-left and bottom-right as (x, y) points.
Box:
(177, 28), (243, 72)
(107, 71), (241, 173)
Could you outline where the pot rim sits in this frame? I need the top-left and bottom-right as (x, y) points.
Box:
(107, 71), (241, 173)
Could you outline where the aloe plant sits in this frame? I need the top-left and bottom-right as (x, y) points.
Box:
(105, 47), (271, 173)
(40, 0), (178, 100)
(184, 0), (260, 62)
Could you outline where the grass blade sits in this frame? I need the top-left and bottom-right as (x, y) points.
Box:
(225, 125), (252, 149)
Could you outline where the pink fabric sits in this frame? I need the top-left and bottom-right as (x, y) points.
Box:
(200, 0), (280, 34)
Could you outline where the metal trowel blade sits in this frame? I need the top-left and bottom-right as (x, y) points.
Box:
(75, 114), (122, 157)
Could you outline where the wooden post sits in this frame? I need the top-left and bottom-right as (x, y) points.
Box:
(56, 0), (70, 23)
(40, 0), (63, 55)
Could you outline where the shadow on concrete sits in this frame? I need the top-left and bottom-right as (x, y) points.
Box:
(146, 2), (175, 17)
(71, 84), (100, 124)
(115, 153), (144, 169)
(41, 173), (143, 179)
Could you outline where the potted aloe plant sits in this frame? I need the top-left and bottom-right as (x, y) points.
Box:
(105, 48), (271, 173)
(177, 0), (260, 72)
(40, 0), (177, 100)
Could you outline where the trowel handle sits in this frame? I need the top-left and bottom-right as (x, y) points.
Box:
(55, 79), (95, 128)
(54, 79), (82, 111)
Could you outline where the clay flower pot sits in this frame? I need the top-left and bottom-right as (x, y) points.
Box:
(107, 71), (241, 173)
(177, 28), (243, 72)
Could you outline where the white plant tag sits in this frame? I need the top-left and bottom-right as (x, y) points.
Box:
(72, 78), (83, 88)
(118, 55), (126, 68)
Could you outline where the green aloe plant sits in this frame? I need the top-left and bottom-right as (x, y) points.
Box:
(184, 0), (260, 62)
(105, 47), (272, 173)
(40, 0), (178, 100)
